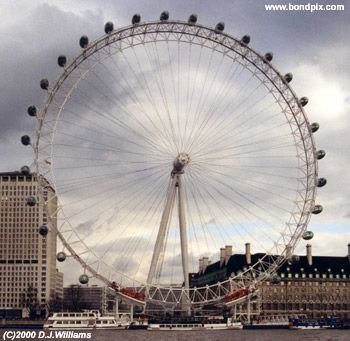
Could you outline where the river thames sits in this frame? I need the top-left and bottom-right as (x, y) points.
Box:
(1, 329), (349, 341)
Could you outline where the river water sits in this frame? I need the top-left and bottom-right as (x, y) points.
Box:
(1, 329), (349, 341)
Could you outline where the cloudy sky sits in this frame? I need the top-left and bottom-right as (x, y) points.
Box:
(1, 0), (349, 285)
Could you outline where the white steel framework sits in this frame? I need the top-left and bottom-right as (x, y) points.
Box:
(29, 18), (321, 311)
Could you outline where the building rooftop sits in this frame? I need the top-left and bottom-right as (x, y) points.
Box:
(0, 171), (55, 192)
(191, 247), (350, 287)
(0, 171), (33, 177)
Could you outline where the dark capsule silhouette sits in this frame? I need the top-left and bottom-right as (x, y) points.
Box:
(58, 55), (67, 67)
(290, 255), (300, 264)
(21, 135), (31, 146)
(310, 122), (319, 133)
(79, 274), (89, 284)
(160, 11), (169, 21)
(264, 52), (273, 62)
(284, 73), (293, 83)
(300, 97), (309, 107)
(132, 14), (141, 24)
(104, 21), (114, 34)
(20, 166), (30, 175)
(39, 225), (49, 236)
(271, 274), (281, 284)
(316, 150), (326, 160)
(317, 178), (327, 187)
(188, 14), (197, 24)
(215, 22), (225, 32)
(312, 205), (323, 214)
(40, 79), (49, 90)
(57, 252), (67, 262)
(79, 36), (89, 48)
(26, 196), (36, 207)
(241, 35), (251, 45)
(27, 106), (37, 117)
(302, 230), (314, 240)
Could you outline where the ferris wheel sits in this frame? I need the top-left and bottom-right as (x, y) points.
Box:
(22, 12), (326, 312)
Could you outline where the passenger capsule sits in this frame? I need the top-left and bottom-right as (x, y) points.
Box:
(21, 135), (31, 146)
(104, 21), (114, 34)
(215, 22), (225, 32)
(188, 14), (198, 24)
(160, 11), (169, 21)
(299, 97), (309, 107)
(264, 52), (273, 62)
(241, 35), (250, 45)
(40, 79), (49, 90)
(316, 150), (326, 160)
(271, 274), (281, 284)
(302, 230), (314, 240)
(57, 55), (67, 67)
(317, 178), (327, 187)
(79, 36), (89, 48)
(310, 122), (319, 133)
(79, 274), (89, 284)
(26, 196), (36, 207)
(290, 255), (300, 264)
(27, 106), (37, 117)
(284, 73), (293, 83)
(57, 252), (67, 262)
(312, 204), (323, 214)
(39, 225), (49, 237)
(132, 14), (141, 24)
(20, 166), (30, 175)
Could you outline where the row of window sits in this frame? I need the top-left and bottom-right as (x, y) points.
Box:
(271, 273), (349, 280)
(0, 176), (36, 182)
(263, 303), (349, 310)
(1, 212), (40, 217)
(1, 183), (37, 189)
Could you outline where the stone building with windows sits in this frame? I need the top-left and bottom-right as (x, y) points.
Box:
(190, 243), (350, 318)
(0, 171), (62, 317)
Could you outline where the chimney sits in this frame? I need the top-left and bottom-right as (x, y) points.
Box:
(220, 248), (226, 267)
(306, 244), (312, 266)
(198, 258), (203, 273)
(202, 257), (209, 273)
(245, 242), (251, 265)
(225, 245), (232, 265)
(286, 245), (292, 259)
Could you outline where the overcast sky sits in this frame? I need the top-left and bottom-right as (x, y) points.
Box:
(1, 0), (349, 285)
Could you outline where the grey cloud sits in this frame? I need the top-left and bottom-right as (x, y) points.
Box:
(0, 3), (103, 138)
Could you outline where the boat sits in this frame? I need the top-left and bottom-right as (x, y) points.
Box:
(129, 320), (149, 330)
(44, 310), (130, 329)
(147, 317), (242, 331)
(289, 316), (346, 330)
(289, 318), (324, 329)
(243, 315), (291, 329)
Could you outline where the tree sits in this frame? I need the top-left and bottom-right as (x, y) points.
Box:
(20, 285), (40, 319)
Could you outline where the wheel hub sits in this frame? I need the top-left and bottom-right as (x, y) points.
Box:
(172, 153), (190, 174)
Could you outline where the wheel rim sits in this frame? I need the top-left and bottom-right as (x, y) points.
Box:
(33, 20), (318, 308)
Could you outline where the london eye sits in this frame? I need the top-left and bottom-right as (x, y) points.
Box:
(22, 12), (326, 313)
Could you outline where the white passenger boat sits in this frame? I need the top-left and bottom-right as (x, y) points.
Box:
(147, 317), (242, 331)
(44, 310), (130, 329)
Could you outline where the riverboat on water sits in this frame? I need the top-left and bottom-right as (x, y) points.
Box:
(147, 317), (242, 331)
(243, 314), (294, 330)
(44, 310), (130, 329)
(289, 316), (350, 330)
